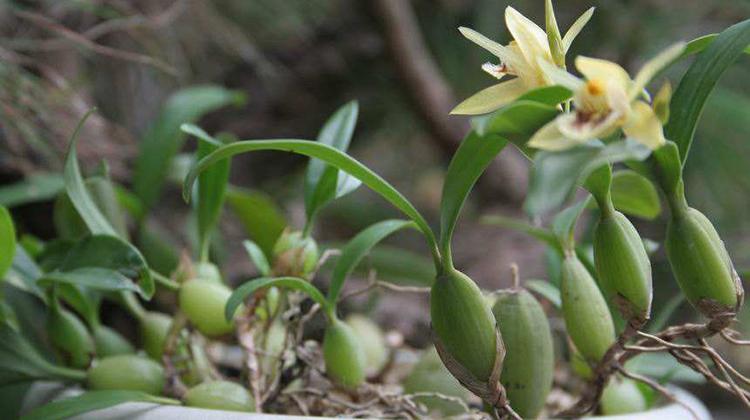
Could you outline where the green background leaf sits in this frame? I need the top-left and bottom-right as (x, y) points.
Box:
(225, 187), (287, 260)
(666, 19), (750, 163)
(609, 170), (661, 220)
(0, 206), (16, 279)
(328, 219), (415, 303)
(304, 101), (361, 222)
(21, 390), (178, 420)
(226, 277), (330, 321)
(133, 86), (243, 215)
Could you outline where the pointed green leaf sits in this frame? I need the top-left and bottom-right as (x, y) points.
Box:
(133, 86), (243, 214)
(609, 170), (661, 220)
(0, 206), (15, 279)
(305, 101), (361, 221)
(182, 134), (439, 265)
(480, 214), (558, 249)
(37, 268), (141, 294)
(64, 113), (153, 298)
(0, 174), (64, 208)
(667, 19), (750, 163)
(525, 279), (561, 308)
(226, 277), (331, 321)
(525, 140), (651, 216)
(21, 390), (179, 420)
(243, 240), (270, 276)
(439, 132), (507, 266)
(225, 187), (287, 260)
(328, 219), (416, 303)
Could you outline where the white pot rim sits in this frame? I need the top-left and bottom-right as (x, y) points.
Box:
(22, 382), (711, 419)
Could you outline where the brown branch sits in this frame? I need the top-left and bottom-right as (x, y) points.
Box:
(13, 10), (178, 76)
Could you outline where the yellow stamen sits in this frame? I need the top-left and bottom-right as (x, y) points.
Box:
(586, 79), (605, 96)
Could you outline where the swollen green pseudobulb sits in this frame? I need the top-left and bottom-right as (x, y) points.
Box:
(430, 269), (499, 382)
(179, 277), (235, 337)
(600, 376), (647, 415)
(322, 318), (366, 388)
(666, 205), (742, 317)
(87, 355), (164, 395)
(140, 311), (172, 360)
(272, 230), (319, 278)
(194, 262), (222, 283)
(403, 347), (472, 416)
(594, 207), (653, 320)
(184, 380), (255, 412)
(47, 306), (95, 368)
(93, 325), (135, 357)
(492, 288), (554, 419)
(345, 314), (389, 377)
(561, 255), (616, 363)
(256, 321), (286, 380)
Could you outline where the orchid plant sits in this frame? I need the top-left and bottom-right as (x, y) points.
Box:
(1, 1), (750, 419)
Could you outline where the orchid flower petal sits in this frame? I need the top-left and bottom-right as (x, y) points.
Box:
(537, 58), (584, 91)
(575, 56), (632, 91)
(623, 101), (667, 149)
(459, 27), (513, 60)
(563, 7), (595, 52)
(629, 42), (686, 101)
(450, 79), (527, 115)
(528, 119), (584, 151)
(505, 7), (551, 65)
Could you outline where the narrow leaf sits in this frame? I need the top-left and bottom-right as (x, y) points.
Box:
(226, 277), (331, 321)
(133, 86), (243, 214)
(525, 279), (561, 308)
(328, 219), (416, 303)
(480, 214), (558, 248)
(37, 268), (140, 294)
(182, 133), (439, 264)
(193, 132), (231, 259)
(440, 132), (507, 266)
(305, 101), (361, 220)
(666, 19), (750, 163)
(243, 240), (270, 276)
(0, 206), (15, 279)
(0, 174), (64, 208)
(21, 390), (179, 420)
(609, 170), (661, 220)
(525, 139), (651, 216)
(225, 186), (287, 260)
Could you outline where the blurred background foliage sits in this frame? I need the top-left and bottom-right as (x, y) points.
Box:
(0, 0), (749, 411)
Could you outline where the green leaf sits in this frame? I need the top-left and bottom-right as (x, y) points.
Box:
(182, 133), (440, 266)
(5, 246), (44, 298)
(243, 240), (270, 276)
(352, 245), (436, 286)
(551, 200), (590, 251)
(63, 114), (154, 298)
(135, 225), (179, 276)
(21, 390), (179, 420)
(0, 325), (86, 386)
(0, 174), (64, 208)
(64, 110), (117, 237)
(683, 33), (750, 58)
(37, 268), (140, 294)
(480, 214), (558, 249)
(328, 219), (416, 304)
(133, 85), (243, 215)
(225, 186), (287, 260)
(525, 139), (652, 216)
(471, 86), (569, 156)
(226, 277), (331, 321)
(305, 101), (362, 221)
(525, 279), (561, 308)
(609, 170), (661, 220)
(439, 132), (507, 267)
(667, 19), (750, 164)
(58, 235), (152, 298)
(652, 141), (682, 194)
(0, 206), (15, 279)
(189, 129), (231, 260)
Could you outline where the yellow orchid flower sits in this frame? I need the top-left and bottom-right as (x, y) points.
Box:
(452, 2), (595, 115)
(528, 42), (686, 151)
